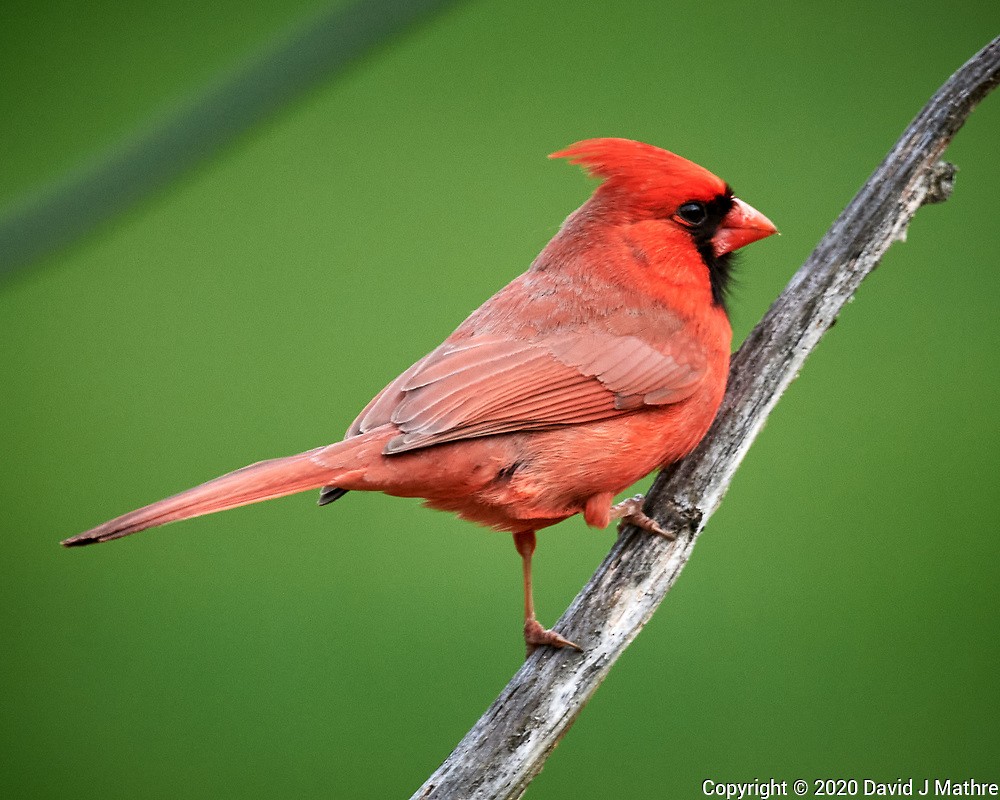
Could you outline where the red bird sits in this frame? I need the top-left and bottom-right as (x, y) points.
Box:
(64, 138), (776, 653)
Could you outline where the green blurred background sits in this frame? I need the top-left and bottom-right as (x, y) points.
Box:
(2, 1), (998, 797)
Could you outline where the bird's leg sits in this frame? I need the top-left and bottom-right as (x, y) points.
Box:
(512, 531), (581, 657)
(609, 495), (677, 540)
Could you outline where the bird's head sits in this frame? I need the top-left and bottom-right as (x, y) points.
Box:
(550, 138), (777, 309)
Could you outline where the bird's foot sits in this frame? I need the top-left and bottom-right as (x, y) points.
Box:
(611, 495), (677, 540)
(523, 618), (582, 657)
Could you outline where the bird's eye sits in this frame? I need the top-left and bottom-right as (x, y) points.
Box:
(676, 202), (708, 226)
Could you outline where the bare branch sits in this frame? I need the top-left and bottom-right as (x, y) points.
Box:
(0, 0), (456, 282)
(412, 35), (1000, 800)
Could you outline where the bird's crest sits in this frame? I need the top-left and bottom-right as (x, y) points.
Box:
(550, 138), (725, 210)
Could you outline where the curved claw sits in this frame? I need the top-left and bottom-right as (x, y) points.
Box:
(612, 494), (676, 540)
(524, 618), (582, 657)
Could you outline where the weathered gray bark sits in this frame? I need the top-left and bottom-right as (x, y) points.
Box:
(412, 35), (1000, 800)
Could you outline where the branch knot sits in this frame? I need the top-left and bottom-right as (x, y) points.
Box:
(649, 498), (703, 540)
(922, 160), (957, 205)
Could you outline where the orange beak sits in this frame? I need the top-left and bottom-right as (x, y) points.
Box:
(712, 198), (778, 257)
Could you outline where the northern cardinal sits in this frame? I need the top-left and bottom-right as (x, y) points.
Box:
(64, 138), (776, 653)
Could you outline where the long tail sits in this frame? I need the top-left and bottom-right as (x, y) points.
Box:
(62, 445), (344, 547)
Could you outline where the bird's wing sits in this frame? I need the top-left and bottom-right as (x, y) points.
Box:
(349, 329), (706, 455)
